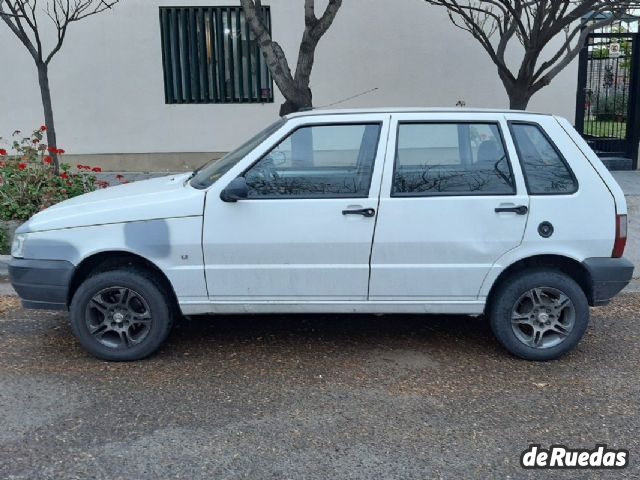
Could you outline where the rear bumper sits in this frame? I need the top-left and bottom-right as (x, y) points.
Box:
(8, 258), (74, 311)
(583, 257), (635, 306)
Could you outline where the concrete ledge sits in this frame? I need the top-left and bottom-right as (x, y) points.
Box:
(601, 157), (633, 171)
(62, 152), (225, 172)
(624, 195), (640, 274)
(0, 255), (10, 277)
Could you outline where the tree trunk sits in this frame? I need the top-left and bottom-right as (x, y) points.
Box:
(279, 100), (299, 117)
(279, 88), (312, 116)
(283, 87), (314, 167)
(507, 89), (532, 111)
(36, 62), (59, 173)
(291, 125), (314, 168)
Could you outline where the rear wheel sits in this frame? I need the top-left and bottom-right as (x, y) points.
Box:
(489, 269), (589, 361)
(70, 268), (175, 361)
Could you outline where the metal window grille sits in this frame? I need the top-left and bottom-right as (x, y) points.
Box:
(159, 6), (273, 104)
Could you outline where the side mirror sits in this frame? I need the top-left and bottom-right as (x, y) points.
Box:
(220, 177), (249, 203)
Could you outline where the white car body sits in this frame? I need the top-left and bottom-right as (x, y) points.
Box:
(10, 109), (631, 318)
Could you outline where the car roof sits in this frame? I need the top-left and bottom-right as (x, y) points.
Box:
(285, 107), (548, 119)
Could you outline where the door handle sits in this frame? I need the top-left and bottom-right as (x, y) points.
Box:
(342, 208), (376, 218)
(495, 205), (528, 215)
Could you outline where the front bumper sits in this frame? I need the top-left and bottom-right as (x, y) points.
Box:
(583, 257), (635, 306)
(8, 258), (74, 311)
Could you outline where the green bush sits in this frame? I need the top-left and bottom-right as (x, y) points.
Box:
(593, 93), (628, 122)
(0, 127), (111, 221)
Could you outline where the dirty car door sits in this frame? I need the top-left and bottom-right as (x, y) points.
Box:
(203, 115), (390, 301)
(369, 113), (529, 301)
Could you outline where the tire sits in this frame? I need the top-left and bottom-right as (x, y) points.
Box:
(70, 268), (175, 361)
(489, 268), (589, 361)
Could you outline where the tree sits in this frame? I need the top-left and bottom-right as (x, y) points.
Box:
(425, 0), (640, 109)
(0, 0), (119, 171)
(240, 0), (342, 116)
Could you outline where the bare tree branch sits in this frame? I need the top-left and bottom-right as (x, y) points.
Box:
(425, 0), (640, 109)
(1, 0), (120, 65)
(241, 0), (343, 115)
(0, 0), (120, 171)
(0, 2), (38, 59)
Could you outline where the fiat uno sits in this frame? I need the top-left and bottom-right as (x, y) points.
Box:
(9, 109), (634, 361)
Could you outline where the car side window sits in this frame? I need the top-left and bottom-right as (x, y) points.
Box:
(510, 123), (578, 195)
(392, 122), (515, 196)
(243, 123), (381, 199)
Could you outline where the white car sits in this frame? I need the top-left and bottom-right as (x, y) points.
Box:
(9, 108), (633, 362)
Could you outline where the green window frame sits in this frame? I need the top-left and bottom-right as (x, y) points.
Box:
(159, 6), (274, 104)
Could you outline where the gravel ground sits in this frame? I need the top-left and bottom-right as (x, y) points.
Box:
(0, 295), (639, 479)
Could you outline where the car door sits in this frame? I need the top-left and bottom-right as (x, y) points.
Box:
(369, 113), (529, 301)
(203, 114), (390, 301)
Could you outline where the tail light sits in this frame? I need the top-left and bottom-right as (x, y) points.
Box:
(612, 214), (627, 258)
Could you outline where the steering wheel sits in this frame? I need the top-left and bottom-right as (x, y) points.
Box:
(250, 157), (279, 183)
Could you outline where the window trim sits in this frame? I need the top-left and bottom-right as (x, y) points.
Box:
(236, 121), (384, 200)
(390, 120), (517, 198)
(507, 121), (579, 196)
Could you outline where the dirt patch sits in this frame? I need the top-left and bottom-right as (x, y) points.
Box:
(0, 296), (20, 316)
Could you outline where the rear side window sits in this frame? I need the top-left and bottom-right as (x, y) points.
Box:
(392, 123), (515, 196)
(510, 123), (578, 195)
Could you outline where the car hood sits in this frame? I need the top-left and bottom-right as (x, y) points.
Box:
(18, 173), (206, 233)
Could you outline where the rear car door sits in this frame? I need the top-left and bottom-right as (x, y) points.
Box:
(203, 114), (390, 301)
(369, 113), (529, 300)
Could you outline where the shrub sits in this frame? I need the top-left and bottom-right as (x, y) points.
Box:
(0, 127), (113, 221)
(592, 93), (628, 122)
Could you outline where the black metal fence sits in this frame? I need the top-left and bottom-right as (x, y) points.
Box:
(576, 32), (640, 169)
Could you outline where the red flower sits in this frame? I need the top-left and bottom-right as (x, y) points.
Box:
(47, 147), (57, 154)
(77, 164), (85, 170)
(40, 125), (47, 132)
(92, 167), (102, 172)
(47, 147), (65, 155)
(18, 163), (27, 170)
(58, 149), (65, 155)
(44, 156), (53, 165)
(60, 172), (69, 179)
(116, 174), (125, 180)
(0, 149), (7, 156)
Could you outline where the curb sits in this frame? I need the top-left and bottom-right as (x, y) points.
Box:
(0, 255), (10, 276)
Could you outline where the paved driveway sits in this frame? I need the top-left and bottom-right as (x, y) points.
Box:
(0, 293), (639, 479)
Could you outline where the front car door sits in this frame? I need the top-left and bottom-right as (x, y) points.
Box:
(202, 114), (390, 302)
(369, 113), (529, 304)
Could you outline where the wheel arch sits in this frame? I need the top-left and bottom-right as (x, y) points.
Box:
(67, 251), (180, 311)
(484, 254), (593, 313)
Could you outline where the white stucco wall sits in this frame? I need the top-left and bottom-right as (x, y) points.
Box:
(0, 0), (579, 156)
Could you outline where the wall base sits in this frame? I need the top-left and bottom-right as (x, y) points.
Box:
(63, 152), (226, 172)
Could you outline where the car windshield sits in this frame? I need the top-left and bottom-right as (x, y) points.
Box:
(190, 118), (286, 189)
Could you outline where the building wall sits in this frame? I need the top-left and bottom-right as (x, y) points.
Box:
(0, 0), (579, 170)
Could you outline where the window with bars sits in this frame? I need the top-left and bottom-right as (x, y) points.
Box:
(159, 6), (274, 104)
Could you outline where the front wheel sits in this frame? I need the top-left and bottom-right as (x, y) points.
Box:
(489, 269), (589, 361)
(70, 268), (175, 361)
